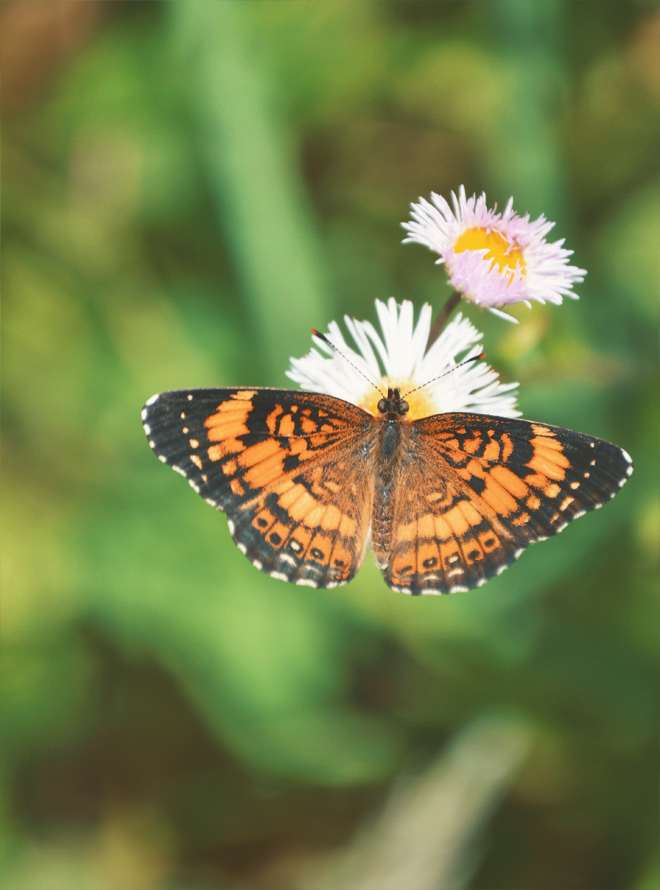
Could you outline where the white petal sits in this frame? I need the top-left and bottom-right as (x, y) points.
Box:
(288, 301), (520, 419)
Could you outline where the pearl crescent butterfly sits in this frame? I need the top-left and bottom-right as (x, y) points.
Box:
(142, 386), (632, 594)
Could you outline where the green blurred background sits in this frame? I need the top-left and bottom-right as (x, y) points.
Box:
(2, 2), (658, 888)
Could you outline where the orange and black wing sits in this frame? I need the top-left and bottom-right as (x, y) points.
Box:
(384, 414), (633, 595)
(142, 388), (374, 588)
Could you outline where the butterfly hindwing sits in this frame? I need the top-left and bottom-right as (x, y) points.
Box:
(226, 444), (373, 587)
(142, 388), (373, 587)
(384, 469), (522, 594)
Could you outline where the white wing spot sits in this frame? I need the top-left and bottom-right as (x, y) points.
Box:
(187, 394), (193, 401)
(143, 423), (151, 435)
(622, 448), (633, 465)
(173, 466), (186, 476)
(589, 442), (595, 448)
(270, 572), (289, 582)
(141, 408), (148, 421)
(280, 554), (296, 566)
(227, 519), (235, 534)
(296, 578), (318, 588)
(252, 560), (263, 570)
(158, 455), (167, 463)
(238, 543), (247, 554)
(146, 394), (159, 406)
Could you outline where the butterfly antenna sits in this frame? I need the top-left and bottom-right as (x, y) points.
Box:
(403, 352), (486, 398)
(311, 329), (385, 398)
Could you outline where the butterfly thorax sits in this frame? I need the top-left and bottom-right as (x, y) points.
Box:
(373, 387), (413, 465)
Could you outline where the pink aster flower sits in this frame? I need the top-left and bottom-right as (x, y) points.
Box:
(402, 186), (587, 322)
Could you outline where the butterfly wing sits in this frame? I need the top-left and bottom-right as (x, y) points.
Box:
(142, 388), (375, 587)
(384, 414), (633, 595)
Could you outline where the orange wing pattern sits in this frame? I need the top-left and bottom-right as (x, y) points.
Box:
(143, 390), (632, 595)
(142, 388), (374, 587)
(381, 414), (633, 594)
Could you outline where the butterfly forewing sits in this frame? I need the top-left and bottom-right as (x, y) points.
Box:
(383, 414), (633, 594)
(142, 388), (374, 587)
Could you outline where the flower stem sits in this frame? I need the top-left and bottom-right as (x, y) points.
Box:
(427, 291), (462, 350)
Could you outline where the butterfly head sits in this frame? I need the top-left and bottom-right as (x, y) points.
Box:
(377, 388), (409, 420)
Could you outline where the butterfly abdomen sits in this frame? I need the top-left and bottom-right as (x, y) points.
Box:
(371, 419), (409, 568)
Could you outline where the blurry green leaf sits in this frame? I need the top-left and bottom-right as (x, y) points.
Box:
(169, 0), (330, 381)
(2, 808), (173, 890)
(312, 712), (531, 890)
(1, 637), (95, 764)
(393, 5), (566, 219)
(636, 851), (660, 890)
(595, 180), (660, 322)
(82, 493), (401, 784)
(245, 1), (387, 128)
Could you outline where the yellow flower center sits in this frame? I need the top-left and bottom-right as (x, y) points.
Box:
(360, 378), (437, 421)
(454, 227), (526, 277)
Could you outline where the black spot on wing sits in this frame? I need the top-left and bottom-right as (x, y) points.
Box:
(467, 475), (486, 495)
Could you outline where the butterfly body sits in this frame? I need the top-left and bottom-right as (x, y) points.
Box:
(142, 387), (632, 595)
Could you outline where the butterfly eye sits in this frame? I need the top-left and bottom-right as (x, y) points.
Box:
(399, 400), (409, 415)
(377, 398), (388, 414)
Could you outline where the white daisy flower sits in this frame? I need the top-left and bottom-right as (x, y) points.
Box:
(287, 298), (520, 420)
(402, 186), (587, 322)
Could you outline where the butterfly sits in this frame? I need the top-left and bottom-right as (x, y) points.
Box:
(141, 383), (632, 595)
